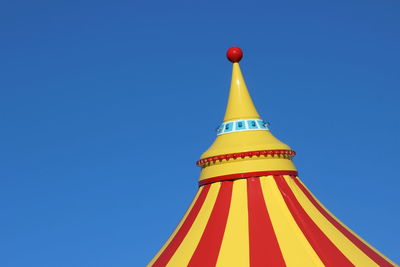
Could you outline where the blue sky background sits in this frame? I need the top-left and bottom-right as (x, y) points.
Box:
(1, 0), (399, 266)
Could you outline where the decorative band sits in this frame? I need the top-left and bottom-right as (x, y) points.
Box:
(217, 118), (269, 135)
(196, 150), (296, 167)
(198, 170), (298, 186)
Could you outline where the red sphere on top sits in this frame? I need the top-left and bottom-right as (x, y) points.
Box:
(226, 47), (243, 63)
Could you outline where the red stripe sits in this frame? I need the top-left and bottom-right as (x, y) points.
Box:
(247, 177), (286, 267)
(199, 170), (298, 186)
(152, 185), (211, 267)
(188, 181), (233, 266)
(292, 176), (394, 267)
(274, 176), (354, 267)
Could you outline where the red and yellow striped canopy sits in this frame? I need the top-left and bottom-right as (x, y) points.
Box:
(149, 175), (395, 266)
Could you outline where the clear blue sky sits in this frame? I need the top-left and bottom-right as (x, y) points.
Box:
(1, 1), (399, 266)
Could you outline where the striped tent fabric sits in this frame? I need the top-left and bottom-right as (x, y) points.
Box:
(148, 176), (395, 267)
(148, 48), (396, 266)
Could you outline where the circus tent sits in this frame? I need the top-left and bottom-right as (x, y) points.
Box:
(148, 47), (396, 267)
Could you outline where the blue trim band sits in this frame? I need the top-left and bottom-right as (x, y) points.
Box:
(216, 119), (269, 135)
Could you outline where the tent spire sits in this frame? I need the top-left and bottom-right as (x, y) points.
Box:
(224, 47), (260, 121)
(198, 47), (296, 183)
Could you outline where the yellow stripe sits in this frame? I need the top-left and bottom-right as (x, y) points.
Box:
(147, 188), (203, 266)
(297, 178), (398, 266)
(216, 179), (250, 267)
(259, 176), (324, 266)
(284, 176), (378, 266)
(166, 183), (221, 267)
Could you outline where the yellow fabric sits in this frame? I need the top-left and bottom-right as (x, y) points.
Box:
(147, 188), (202, 266)
(200, 130), (291, 159)
(166, 183), (220, 267)
(284, 176), (378, 266)
(216, 179), (250, 267)
(260, 176), (324, 266)
(199, 156), (296, 181)
(223, 63), (260, 121)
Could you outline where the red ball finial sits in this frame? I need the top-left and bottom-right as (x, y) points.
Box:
(226, 47), (243, 63)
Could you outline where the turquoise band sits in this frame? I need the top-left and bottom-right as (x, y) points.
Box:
(217, 119), (269, 135)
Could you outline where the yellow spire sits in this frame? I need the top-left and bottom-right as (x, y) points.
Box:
(223, 63), (261, 121)
(198, 47), (297, 182)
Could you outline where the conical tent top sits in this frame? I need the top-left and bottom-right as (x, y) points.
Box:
(198, 47), (296, 183)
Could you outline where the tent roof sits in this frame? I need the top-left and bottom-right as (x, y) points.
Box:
(148, 47), (396, 267)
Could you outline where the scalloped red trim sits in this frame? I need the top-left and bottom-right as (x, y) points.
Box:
(196, 150), (296, 167)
